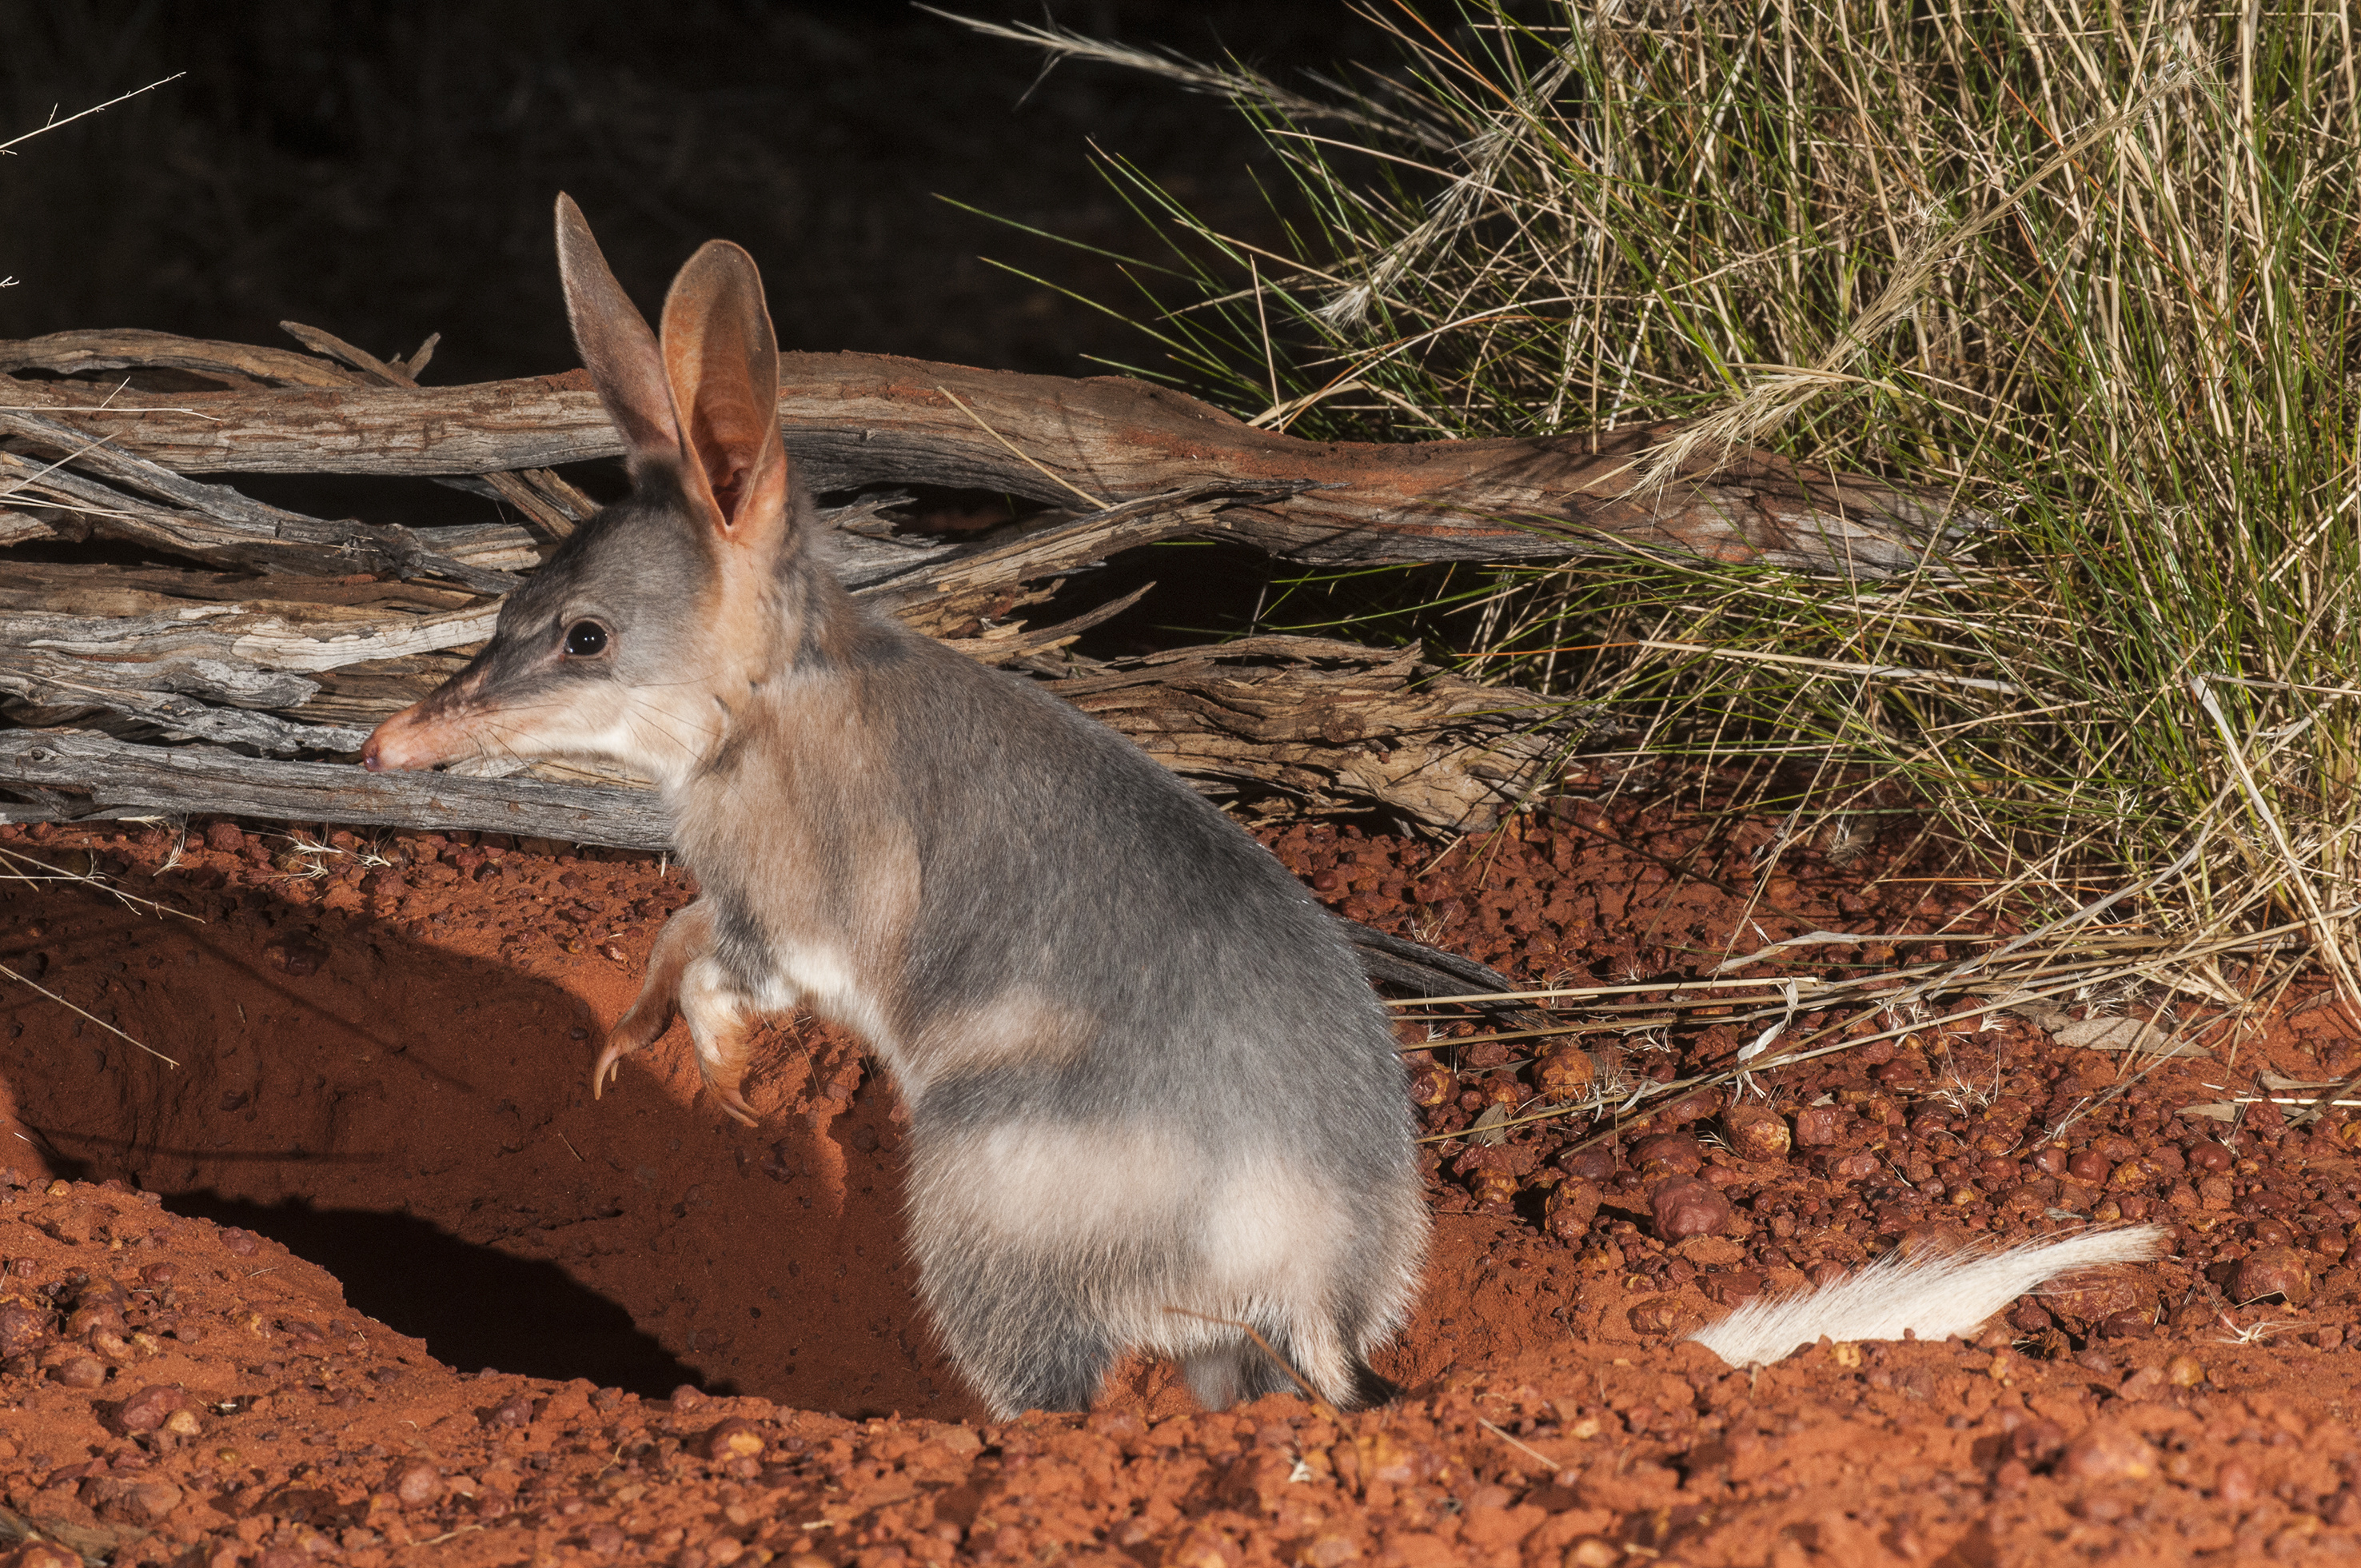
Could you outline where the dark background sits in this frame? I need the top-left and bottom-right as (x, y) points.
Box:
(1, 0), (1385, 389)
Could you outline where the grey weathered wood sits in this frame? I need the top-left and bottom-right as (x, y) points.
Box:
(0, 488), (1262, 776)
(279, 319), (584, 540)
(859, 481), (1313, 636)
(1044, 636), (1589, 831)
(859, 481), (1310, 593)
(0, 449), (348, 575)
(0, 635), (318, 709)
(0, 601), (498, 675)
(3, 328), (1849, 844)
(0, 328), (357, 388)
(0, 729), (672, 847)
(0, 455), (536, 582)
(2, 406), (357, 535)
(0, 488), (1266, 760)
(401, 525), (539, 574)
(4, 343), (1968, 577)
(0, 632), (1573, 839)
(0, 413), (523, 592)
(0, 558), (484, 617)
(0, 658), (365, 755)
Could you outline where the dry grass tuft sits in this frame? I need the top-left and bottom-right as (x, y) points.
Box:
(951, 0), (2361, 993)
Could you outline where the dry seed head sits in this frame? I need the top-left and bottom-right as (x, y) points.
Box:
(1819, 816), (1869, 866)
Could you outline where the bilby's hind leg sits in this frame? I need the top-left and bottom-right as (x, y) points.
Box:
(1185, 1319), (1379, 1411)
(1180, 1343), (1257, 1411)
(1346, 1357), (1402, 1410)
(596, 900), (716, 1099)
(1182, 1334), (1314, 1410)
(975, 1322), (1115, 1418)
(920, 1257), (1115, 1418)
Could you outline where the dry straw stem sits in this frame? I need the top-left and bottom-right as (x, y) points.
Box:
(918, 10), (1450, 151)
(1157, 1306), (1330, 1407)
(0, 844), (201, 925)
(0, 845), (192, 1070)
(931, 385), (1110, 509)
(0, 959), (178, 1069)
(1312, 29), (1585, 330)
(2188, 676), (2361, 1029)
(1474, 1417), (1561, 1473)
(1633, 57), (2201, 489)
(0, 73), (184, 157)
(2, 74), (186, 292)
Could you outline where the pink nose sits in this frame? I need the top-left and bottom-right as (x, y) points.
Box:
(361, 709), (430, 772)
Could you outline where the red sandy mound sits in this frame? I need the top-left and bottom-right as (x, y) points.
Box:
(3, 797), (2360, 1566)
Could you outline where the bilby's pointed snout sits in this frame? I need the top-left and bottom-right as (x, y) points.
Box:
(362, 695), (470, 773)
(358, 658), (501, 772)
(361, 705), (428, 772)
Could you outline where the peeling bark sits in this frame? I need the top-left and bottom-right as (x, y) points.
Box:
(5, 334), (1964, 577)
(0, 326), (1963, 841)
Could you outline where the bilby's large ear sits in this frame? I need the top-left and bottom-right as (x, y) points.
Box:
(554, 194), (681, 473)
(658, 239), (788, 541)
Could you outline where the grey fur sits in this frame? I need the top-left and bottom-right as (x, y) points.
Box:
(362, 197), (1427, 1417)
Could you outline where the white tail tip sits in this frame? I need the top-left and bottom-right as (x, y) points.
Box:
(1687, 1225), (2168, 1367)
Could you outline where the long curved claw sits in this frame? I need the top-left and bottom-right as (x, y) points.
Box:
(696, 1052), (761, 1127)
(712, 1083), (760, 1127)
(595, 987), (678, 1103)
(592, 1034), (645, 1101)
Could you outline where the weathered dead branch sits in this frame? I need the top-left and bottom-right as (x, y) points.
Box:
(0, 420), (526, 591)
(0, 728), (671, 846)
(0, 481), (1304, 760)
(0, 324), (1958, 840)
(0, 634), (1577, 837)
(5, 331), (1966, 575)
(1044, 637), (1588, 831)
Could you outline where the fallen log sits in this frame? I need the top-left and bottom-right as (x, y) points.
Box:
(4, 332), (1964, 576)
(0, 424), (525, 592)
(1043, 636), (1588, 832)
(0, 728), (671, 847)
(0, 634), (1581, 837)
(0, 484), (1302, 752)
(0, 323), (1956, 840)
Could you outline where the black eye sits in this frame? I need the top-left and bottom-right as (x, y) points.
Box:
(564, 620), (609, 658)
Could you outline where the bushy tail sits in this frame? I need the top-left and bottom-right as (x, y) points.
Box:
(1688, 1225), (2167, 1367)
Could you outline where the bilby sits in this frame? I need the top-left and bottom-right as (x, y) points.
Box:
(361, 196), (1426, 1418)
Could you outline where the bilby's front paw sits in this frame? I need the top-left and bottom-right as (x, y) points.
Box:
(693, 1043), (761, 1126)
(706, 1075), (760, 1127)
(594, 900), (717, 1103)
(592, 1035), (640, 1099)
(593, 995), (675, 1099)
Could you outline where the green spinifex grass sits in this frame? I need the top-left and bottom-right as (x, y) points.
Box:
(946, 0), (2361, 985)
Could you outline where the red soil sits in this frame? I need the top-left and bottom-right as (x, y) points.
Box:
(2, 797), (2359, 1566)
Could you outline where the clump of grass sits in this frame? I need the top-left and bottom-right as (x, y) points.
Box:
(951, 0), (2361, 984)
